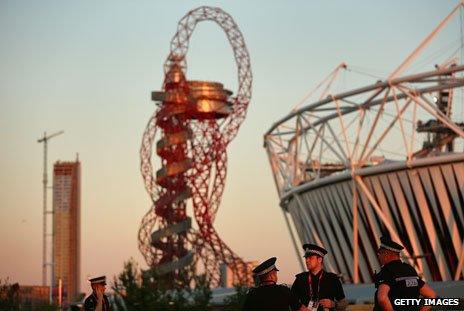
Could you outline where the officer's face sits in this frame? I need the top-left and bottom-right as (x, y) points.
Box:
(305, 255), (322, 271)
(270, 269), (278, 282)
(92, 283), (106, 293)
(377, 248), (388, 265)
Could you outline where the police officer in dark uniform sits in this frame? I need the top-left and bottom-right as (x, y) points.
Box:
(84, 276), (111, 311)
(242, 257), (308, 311)
(374, 236), (436, 311)
(291, 244), (347, 311)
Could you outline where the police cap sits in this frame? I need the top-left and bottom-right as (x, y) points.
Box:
(252, 257), (279, 276)
(302, 243), (327, 258)
(379, 236), (404, 253)
(88, 275), (106, 285)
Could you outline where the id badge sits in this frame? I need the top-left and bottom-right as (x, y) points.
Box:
(307, 301), (313, 308)
(310, 300), (319, 311)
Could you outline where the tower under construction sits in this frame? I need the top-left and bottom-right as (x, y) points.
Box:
(53, 160), (81, 304)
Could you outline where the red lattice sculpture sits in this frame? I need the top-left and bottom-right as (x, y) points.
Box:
(138, 6), (252, 287)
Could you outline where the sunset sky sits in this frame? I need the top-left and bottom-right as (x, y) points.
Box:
(0, 0), (457, 293)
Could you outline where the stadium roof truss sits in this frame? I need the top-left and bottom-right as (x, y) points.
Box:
(264, 2), (464, 283)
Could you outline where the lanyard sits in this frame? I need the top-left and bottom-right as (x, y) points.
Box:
(308, 270), (323, 300)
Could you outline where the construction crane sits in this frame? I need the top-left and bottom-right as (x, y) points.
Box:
(37, 130), (64, 303)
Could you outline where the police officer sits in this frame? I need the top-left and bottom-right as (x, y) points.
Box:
(242, 257), (308, 311)
(84, 276), (111, 311)
(374, 236), (436, 311)
(291, 244), (347, 311)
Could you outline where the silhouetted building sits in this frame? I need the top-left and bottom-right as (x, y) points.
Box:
(220, 261), (257, 288)
(53, 160), (80, 304)
(19, 286), (49, 309)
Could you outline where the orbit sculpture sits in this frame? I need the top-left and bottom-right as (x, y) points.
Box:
(138, 6), (252, 287)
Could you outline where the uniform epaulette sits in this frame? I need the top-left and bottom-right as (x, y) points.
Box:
(324, 271), (339, 279)
(295, 271), (308, 278)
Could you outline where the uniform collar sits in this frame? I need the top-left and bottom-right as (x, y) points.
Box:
(259, 280), (276, 286)
(310, 269), (323, 277)
(92, 292), (106, 298)
(383, 259), (401, 268)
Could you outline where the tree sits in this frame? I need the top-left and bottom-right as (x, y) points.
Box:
(112, 258), (213, 311)
(0, 278), (59, 311)
(0, 278), (20, 311)
(35, 302), (59, 311)
(113, 259), (166, 310)
(189, 274), (212, 311)
(222, 285), (249, 311)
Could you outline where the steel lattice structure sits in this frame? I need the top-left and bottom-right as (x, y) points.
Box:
(138, 6), (252, 287)
(265, 3), (464, 283)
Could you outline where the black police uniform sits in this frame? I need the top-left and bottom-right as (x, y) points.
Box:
(291, 270), (345, 311)
(373, 259), (424, 311)
(291, 243), (346, 311)
(242, 257), (302, 311)
(242, 282), (302, 311)
(84, 293), (110, 311)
